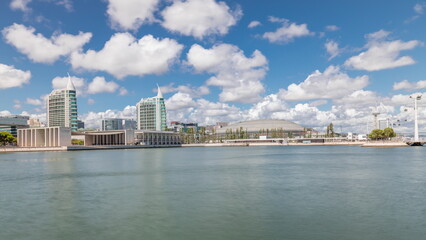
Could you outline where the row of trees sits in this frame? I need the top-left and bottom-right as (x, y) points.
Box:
(369, 128), (396, 140)
(0, 132), (17, 146)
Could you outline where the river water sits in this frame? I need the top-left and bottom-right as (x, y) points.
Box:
(1, 146), (425, 240)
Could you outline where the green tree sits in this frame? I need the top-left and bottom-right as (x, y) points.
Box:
(71, 139), (84, 145)
(369, 129), (385, 140)
(0, 132), (17, 146)
(329, 123), (334, 137)
(383, 128), (396, 139)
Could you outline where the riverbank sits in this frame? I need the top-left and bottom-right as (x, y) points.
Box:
(362, 141), (409, 147)
(0, 146), (68, 152)
(0, 145), (181, 153)
(183, 142), (364, 147)
(1, 141), (418, 153)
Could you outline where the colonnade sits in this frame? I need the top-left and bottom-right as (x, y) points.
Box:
(91, 133), (125, 145)
(18, 127), (70, 147)
(136, 132), (181, 145)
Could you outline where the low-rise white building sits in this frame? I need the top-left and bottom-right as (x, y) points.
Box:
(18, 127), (71, 147)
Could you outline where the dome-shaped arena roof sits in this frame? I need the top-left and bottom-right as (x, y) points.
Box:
(217, 119), (305, 134)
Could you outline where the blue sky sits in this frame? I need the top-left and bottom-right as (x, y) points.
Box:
(0, 0), (425, 133)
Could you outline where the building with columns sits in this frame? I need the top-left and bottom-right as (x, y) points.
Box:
(74, 130), (181, 146)
(18, 127), (71, 147)
(18, 128), (181, 147)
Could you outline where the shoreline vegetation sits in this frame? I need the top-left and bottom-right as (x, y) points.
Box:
(0, 141), (412, 153)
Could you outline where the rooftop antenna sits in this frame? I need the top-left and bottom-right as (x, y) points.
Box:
(66, 72), (76, 91)
(156, 83), (163, 98)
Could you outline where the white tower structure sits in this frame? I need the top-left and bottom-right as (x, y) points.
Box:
(372, 104), (380, 130)
(136, 85), (167, 131)
(47, 74), (78, 131)
(410, 94), (422, 143)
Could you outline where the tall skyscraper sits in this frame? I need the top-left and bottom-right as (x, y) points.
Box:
(136, 85), (166, 131)
(47, 75), (78, 131)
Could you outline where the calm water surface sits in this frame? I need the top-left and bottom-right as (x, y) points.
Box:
(1, 146), (426, 240)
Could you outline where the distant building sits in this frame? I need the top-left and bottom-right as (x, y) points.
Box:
(77, 120), (85, 130)
(101, 118), (136, 131)
(217, 119), (307, 138)
(136, 86), (166, 131)
(216, 122), (229, 128)
(47, 76), (78, 131)
(123, 119), (137, 130)
(0, 115), (29, 137)
(170, 122), (198, 132)
(28, 118), (42, 128)
(102, 118), (122, 131)
(378, 119), (388, 130)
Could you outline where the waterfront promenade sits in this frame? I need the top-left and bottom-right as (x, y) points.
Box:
(3, 140), (416, 153)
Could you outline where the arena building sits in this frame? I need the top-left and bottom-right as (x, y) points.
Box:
(216, 119), (311, 138)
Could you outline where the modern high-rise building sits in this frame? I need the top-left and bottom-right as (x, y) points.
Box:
(77, 120), (85, 130)
(136, 85), (167, 131)
(0, 115), (29, 137)
(101, 118), (136, 131)
(47, 76), (78, 131)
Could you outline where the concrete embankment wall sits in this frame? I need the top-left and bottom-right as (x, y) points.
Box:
(67, 145), (181, 151)
(1, 145), (182, 153)
(183, 142), (364, 147)
(362, 142), (409, 147)
(0, 146), (67, 153)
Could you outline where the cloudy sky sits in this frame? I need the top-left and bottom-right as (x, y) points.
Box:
(0, 0), (425, 133)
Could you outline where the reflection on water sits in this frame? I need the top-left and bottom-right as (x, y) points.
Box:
(1, 146), (426, 240)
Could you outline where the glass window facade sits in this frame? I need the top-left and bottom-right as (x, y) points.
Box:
(136, 96), (166, 131)
(47, 89), (78, 131)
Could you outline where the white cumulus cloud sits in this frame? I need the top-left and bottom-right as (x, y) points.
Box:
(414, 3), (426, 14)
(333, 90), (384, 109)
(279, 65), (369, 101)
(70, 33), (183, 79)
(187, 43), (268, 103)
(262, 17), (313, 44)
(25, 98), (42, 105)
(325, 40), (341, 60)
(10, 0), (32, 11)
(248, 21), (261, 28)
(10, 0), (73, 12)
(344, 30), (421, 71)
(246, 94), (288, 120)
(87, 76), (120, 94)
(2, 23), (92, 64)
(161, 0), (241, 39)
(165, 92), (198, 111)
(393, 80), (426, 91)
(158, 83), (210, 97)
(0, 63), (31, 89)
(106, 0), (159, 31)
(325, 25), (340, 31)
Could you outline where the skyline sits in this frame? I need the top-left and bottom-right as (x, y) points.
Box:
(0, 0), (426, 133)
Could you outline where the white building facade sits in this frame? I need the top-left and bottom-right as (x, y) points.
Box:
(47, 76), (78, 131)
(136, 86), (167, 131)
(18, 127), (71, 147)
